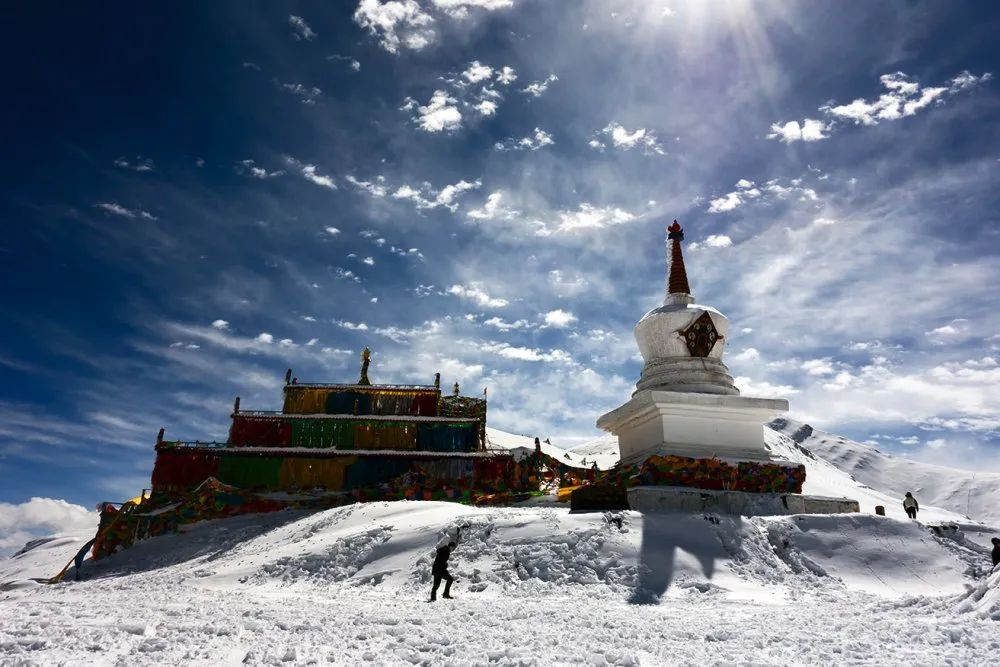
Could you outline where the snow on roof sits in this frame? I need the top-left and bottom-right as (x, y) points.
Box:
(157, 443), (499, 459)
(235, 411), (478, 424)
(283, 383), (438, 391)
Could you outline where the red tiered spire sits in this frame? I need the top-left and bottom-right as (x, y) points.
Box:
(666, 220), (691, 296)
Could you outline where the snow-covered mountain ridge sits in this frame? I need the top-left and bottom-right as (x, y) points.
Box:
(769, 418), (1000, 527)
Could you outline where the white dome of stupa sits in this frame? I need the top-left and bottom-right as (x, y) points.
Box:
(632, 221), (739, 396)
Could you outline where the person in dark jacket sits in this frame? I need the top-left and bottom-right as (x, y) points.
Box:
(903, 492), (919, 519)
(991, 537), (1000, 568)
(430, 541), (456, 601)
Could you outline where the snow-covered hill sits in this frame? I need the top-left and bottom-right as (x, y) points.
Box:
(770, 418), (1000, 527)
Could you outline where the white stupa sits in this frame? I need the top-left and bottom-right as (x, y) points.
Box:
(597, 221), (789, 466)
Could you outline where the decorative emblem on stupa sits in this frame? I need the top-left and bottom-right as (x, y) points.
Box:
(682, 312), (720, 357)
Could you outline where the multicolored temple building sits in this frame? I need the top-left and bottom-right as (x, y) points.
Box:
(151, 349), (492, 497)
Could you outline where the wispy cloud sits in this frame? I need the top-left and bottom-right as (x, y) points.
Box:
(284, 157), (337, 189)
(495, 127), (554, 151)
(279, 81), (322, 104)
(288, 15), (317, 41)
(589, 122), (664, 155)
(235, 159), (284, 179)
(113, 156), (154, 172)
(768, 70), (992, 142)
(521, 74), (558, 97)
(94, 202), (158, 221)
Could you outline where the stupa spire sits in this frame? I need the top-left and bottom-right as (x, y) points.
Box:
(665, 220), (692, 304)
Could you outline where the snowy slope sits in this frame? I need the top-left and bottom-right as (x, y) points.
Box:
(2, 502), (998, 664)
(485, 427), (616, 469)
(770, 418), (1000, 527)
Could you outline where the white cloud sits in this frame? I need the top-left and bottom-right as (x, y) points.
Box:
(706, 178), (817, 214)
(345, 175), (388, 197)
(447, 283), (508, 308)
(483, 316), (530, 331)
(362, 256), (375, 266)
(542, 309), (577, 328)
(690, 234), (733, 250)
(354, 0), (435, 53)
(285, 157), (337, 189)
(435, 179), (481, 209)
(730, 348), (761, 363)
(407, 89), (463, 132)
(235, 159), (284, 179)
(801, 358), (836, 376)
(390, 178), (481, 212)
(707, 192), (742, 213)
(596, 122), (665, 155)
(254, 333), (274, 344)
(925, 318), (971, 345)
(211, 319), (229, 331)
(766, 118), (830, 143)
(288, 15), (317, 40)
(430, 0), (514, 18)
(335, 320), (369, 331)
(325, 226), (341, 236)
(521, 74), (558, 97)
(94, 202), (157, 221)
(327, 54), (362, 71)
(481, 342), (573, 364)
(538, 203), (636, 235)
(0, 497), (98, 558)
(113, 156), (154, 172)
(770, 70), (992, 141)
(374, 320), (443, 343)
(334, 268), (361, 282)
(467, 192), (519, 221)
(474, 99), (498, 116)
(462, 61), (493, 83)
(496, 66), (517, 85)
(495, 127), (554, 151)
(734, 376), (800, 398)
(949, 70), (992, 91)
(280, 82), (322, 104)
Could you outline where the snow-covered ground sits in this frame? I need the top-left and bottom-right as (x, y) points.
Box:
(2, 424), (999, 665)
(2, 502), (999, 665)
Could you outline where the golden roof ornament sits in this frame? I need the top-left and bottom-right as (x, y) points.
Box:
(358, 347), (372, 385)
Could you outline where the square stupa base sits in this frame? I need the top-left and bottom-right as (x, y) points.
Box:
(627, 486), (860, 516)
(597, 389), (789, 466)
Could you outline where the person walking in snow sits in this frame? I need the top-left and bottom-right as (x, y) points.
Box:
(430, 540), (456, 601)
(903, 492), (919, 520)
(991, 537), (1000, 569)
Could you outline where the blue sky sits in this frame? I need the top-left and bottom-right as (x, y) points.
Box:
(1, 0), (999, 514)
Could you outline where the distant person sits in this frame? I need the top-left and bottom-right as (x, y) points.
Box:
(430, 540), (456, 601)
(903, 492), (919, 519)
(991, 537), (1000, 569)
